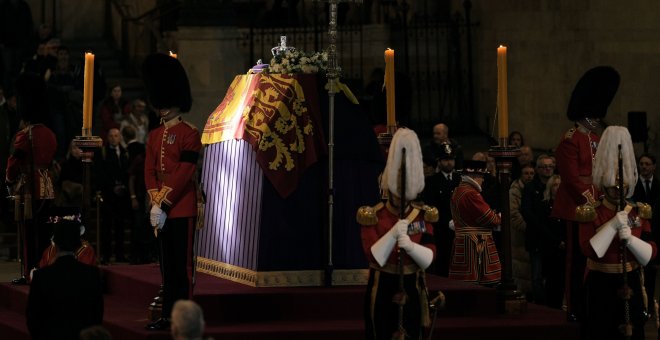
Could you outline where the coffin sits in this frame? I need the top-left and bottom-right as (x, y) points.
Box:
(196, 73), (384, 287)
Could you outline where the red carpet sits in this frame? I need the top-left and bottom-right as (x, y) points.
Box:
(0, 264), (578, 339)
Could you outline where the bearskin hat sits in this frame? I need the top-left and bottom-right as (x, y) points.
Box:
(142, 53), (192, 112)
(15, 72), (48, 124)
(380, 128), (425, 201)
(566, 66), (620, 121)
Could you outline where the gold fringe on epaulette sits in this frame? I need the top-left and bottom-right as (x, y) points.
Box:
(638, 202), (653, 220)
(423, 205), (439, 223)
(575, 203), (596, 222)
(356, 206), (378, 225)
(564, 128), (576, 140)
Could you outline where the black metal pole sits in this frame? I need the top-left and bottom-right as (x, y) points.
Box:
(489, 141), (525, 314)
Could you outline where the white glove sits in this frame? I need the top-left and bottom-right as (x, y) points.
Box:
(397, 233), (433, 269)
(150, 205), (167, 230)
(448, 220), (455, 231)
(393, 219), (410, 238)
(627, 236), (653, 266)
(614, 211), (629, 229)
(590, 210), (631, 258)
(397, 233), (414, 252)
(618, 225), (632, 242)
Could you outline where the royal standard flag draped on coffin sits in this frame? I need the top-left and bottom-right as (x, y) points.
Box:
(201, 73), (326, 198)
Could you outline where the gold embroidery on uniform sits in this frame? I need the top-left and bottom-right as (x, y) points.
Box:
(147, 189), (159, 204)
(153, 186), (173, 206)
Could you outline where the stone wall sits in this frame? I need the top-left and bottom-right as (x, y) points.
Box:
(26, 0), (105, 40)
(469, 0), (660, 153)
(24, 0), (660, 154)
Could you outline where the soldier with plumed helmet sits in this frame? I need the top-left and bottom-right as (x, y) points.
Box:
(357, 128), (438, 340)
(579, 126), (656, 340)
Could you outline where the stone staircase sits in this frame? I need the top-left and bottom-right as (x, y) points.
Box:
(65, 38), (146, 103)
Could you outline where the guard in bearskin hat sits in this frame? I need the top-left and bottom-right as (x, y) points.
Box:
(551, 65), (620, 324)
(357, 128), (438, 340)
(422, 142), (460, 277)
(6, 72), (57, 285)
(142, 53), (202, 330)
(580, 126), (656, 340)
(448, 159), (502, 286)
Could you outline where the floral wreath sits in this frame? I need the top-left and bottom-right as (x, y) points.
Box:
(47, 214), (82, 224)
(267, 49), (328, 75)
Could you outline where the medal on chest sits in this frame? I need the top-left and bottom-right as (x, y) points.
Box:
(407, 220), (427, 235)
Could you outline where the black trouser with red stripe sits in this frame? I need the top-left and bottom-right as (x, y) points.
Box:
(158, 217), (194, 318)
(565, 220), (586, 323)
(19, 199), (52, 279)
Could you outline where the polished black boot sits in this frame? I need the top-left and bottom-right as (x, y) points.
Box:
(11, 276), (28, 285)
(145, 317), (170, 330)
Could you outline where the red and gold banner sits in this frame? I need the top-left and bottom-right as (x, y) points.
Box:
(202, 73), (326, 198)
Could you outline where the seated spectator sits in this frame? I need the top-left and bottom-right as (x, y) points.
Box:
(423, 123), (464, 170)
(512, 145), (534, 181)
(510, 163), (535, 297)
(99, 84), (130, 142)
(120, 99), (150, 144)
(508, 130), (524, 147)
(55, 140), (84, 207)
(171, 300), (206, 340)
(26, 219), (103, 339)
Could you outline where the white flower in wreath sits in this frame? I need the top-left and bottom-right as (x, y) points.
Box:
(270, 64), (283, 73)
(301, 65), (316, 74)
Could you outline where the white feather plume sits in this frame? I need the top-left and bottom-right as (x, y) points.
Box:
(380, 128), (425, 200)
(592, 126), (638, 198)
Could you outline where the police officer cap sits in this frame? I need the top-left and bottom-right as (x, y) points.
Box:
(142, 53), (192, 113)
(438, 142), (455, 160)
(566, 66), (620, 121)
(15, 72), (48, 124)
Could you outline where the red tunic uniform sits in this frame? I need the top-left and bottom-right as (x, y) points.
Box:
(38, 241), (97, 268)
(6, 123), (57, 280)
(144, 114), (201, 320)
(449, 181), (502, 285)
(359, 202), (436, 340)
(6, 124), (57, 199)
(579, 203), (656, 271)
(552, 126), (600, 221)
(360, 202), (436, 269)
(579, 202), (656, 340)
(145, 115), (201, 216)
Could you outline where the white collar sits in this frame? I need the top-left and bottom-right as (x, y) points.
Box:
(462, 175), (482, 192)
